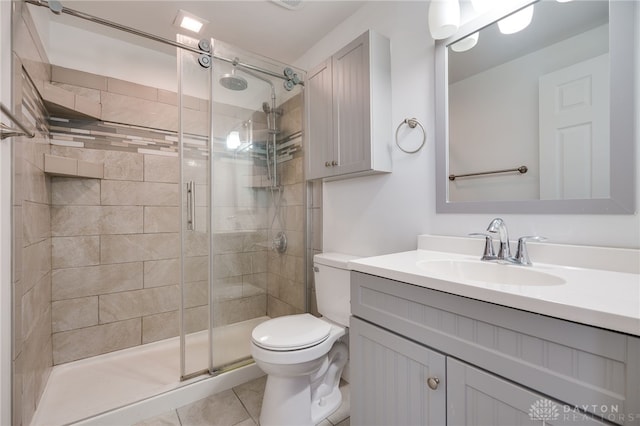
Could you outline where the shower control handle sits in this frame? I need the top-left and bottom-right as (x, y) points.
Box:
(186, 181), (195, 231)
(427, 377), (440, 390)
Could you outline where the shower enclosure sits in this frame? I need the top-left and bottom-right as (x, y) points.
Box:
(11, 2), (306, 424)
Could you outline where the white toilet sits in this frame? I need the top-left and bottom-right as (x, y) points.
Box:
(250, 253), (357, 426)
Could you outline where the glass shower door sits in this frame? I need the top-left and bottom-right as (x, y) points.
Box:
(178, 35), (213, 379)
(177, 36), (305, 379)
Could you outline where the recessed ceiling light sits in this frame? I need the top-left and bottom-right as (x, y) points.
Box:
(173, 9), (208, 34)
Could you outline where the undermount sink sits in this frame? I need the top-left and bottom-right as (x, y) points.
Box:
(417, 259), (566, 286)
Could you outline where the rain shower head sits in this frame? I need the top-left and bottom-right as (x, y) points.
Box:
(220, 68), (248, 91)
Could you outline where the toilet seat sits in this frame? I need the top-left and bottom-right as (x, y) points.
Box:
(252, 314), (331, 351)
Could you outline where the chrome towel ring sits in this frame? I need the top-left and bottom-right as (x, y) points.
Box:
(395, 117), (425, 154)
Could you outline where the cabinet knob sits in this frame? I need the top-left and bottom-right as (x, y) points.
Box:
(427, 377), (440, 390)
(325, 161), (331, 167)
(331, 160), (338, 166)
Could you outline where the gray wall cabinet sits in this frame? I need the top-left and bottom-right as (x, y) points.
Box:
(305, 30), (391, 181)
(350, 271), (640, 426)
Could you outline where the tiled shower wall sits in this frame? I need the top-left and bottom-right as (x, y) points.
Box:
(47, 65), (280, 364)
(11, 3), (54, 425)
(266, 94), (307, 317)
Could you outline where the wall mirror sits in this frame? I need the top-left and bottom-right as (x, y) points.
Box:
(435, 0), (636, 214)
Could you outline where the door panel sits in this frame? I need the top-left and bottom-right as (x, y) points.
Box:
(178, 35), (212, 379)
(539, 54), (609, 199)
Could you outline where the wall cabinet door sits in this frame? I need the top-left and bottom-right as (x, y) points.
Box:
(350, 317), (446, 426)
(304, 30), (391, 181)
(331, 33), (370, 177)
(306, 57), (334, 180)
(447, 358), (609, 426)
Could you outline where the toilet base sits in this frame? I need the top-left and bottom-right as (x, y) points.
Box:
(259, 375), (313, 426)
(258, 375), (343, 426)
(311, 386), (342, 424)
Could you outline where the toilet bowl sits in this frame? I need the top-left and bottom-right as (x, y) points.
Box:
(250, 253), (357, 426)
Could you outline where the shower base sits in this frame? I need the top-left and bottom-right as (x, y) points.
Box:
(31, 316), (269, 426)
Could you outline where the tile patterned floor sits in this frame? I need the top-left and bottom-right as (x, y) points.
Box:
(134, 376), (350, 426)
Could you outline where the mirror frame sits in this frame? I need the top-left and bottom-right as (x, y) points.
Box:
(435, 0), (636, 214)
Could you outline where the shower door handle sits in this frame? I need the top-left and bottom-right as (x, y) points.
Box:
(186, 181), (195, 231)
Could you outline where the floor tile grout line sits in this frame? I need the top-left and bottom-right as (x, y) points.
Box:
(232, 386), (257, 425)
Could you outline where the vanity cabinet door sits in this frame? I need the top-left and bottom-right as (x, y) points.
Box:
(350, 317), (446, 426)
(447, 358), (609, 426)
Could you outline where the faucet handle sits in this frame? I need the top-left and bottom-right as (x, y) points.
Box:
(469, 233), (496, 260)
(515, 236), (547, 266)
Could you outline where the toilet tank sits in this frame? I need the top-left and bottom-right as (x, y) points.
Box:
(314, 253), (359, 327)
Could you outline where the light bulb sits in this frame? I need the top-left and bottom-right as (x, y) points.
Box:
(498, 5), (534, 35)
(429, 0), (461, 40)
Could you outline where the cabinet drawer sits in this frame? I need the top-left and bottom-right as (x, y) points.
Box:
(351, 272), (640, 424)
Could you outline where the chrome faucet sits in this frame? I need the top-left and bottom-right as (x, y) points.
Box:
(471, 218), (546, 266)
(486, 218), (513, 262)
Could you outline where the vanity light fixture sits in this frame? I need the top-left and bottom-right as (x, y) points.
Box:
(428, 0), (461, 40)
(450, 31), (479, 52)
(498, 4), (534, 34)
(173, 9), (208, 34)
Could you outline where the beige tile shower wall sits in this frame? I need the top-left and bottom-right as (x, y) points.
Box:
(12, 4), (54, 425)
(211, 149), (269, 327)
(50, 147), (181, 364)
(50, 65), (208, 135)
(308, 180), (323, 317)
(266, 94), (306, 318)
(48, 72), (271, 363)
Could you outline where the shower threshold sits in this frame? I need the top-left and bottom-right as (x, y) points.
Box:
(31, 316), (269, 426)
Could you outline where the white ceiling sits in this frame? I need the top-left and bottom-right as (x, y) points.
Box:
(53, 0), (367, 66)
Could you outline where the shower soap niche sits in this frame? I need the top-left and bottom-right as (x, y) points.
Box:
(44, 154), (104, 179)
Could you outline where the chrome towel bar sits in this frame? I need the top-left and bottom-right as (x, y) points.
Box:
(0, 103), (35, 140)
(449, 165), (528, 181)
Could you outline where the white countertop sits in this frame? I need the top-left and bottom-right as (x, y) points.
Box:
(349, 248), (640, 337)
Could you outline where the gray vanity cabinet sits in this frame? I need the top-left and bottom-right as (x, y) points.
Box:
(350, 271), (639, 426)
(304, 30), (391, 181)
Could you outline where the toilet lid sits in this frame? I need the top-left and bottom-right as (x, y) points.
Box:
(251, 314), (331, 351)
